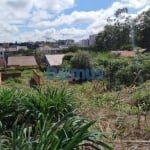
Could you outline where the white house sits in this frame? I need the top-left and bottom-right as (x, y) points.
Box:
(17, 46), (28, 51)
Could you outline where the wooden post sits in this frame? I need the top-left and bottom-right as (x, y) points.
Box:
(33, 69), (41, 85)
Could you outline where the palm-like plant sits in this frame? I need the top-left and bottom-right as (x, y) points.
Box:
(0, 112), (112, 150)
(0, 87), (112, 150)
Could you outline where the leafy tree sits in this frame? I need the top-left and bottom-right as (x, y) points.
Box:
(96, 8), (132, 51)
(96, 8), (150, 51)
(134, 8), (150, 49)
(96, 25), (116, 51)
(115, 7), (128, 18)
(96, 23), (131, 51)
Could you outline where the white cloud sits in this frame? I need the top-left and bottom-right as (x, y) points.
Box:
(0, 0), (149, 42)
(6, 0), (33, 10)
(0, 0), (75, 22)
(0, 0), (33, 23)
(122, 0), (150, 9)
(30, 10), (53, 22)
(0, 22), (18, 33)
(29, 10), (99, 28)
(137, 5), (150, 14)
(34, 0), (75, 12)
(30, 1), (123, 29)
(18, 27), (88, 42)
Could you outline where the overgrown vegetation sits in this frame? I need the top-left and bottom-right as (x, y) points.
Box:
(71, 51), (92, 70)
(92, 52), (150, 90)
(0, 86), (112, 150)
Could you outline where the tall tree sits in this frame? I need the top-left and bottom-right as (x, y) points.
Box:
(135, 8), (150, 49)
(96, 7), (131, 51)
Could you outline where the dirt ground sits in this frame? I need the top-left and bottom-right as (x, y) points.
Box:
(81, 107), (150, 150)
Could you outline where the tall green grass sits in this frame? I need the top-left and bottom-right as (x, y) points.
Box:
(0, 87), (112, 150)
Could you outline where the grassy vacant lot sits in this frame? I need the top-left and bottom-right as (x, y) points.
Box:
(1, 52), (150, 149)
(43, 79), (150, 149)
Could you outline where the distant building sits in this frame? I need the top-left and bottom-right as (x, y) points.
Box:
(57, 40), (66, 45)
(5, 46), (18, 56)
(78, 39), (89, 48)
(6, 46), (17, 52)
(58, 39), (74, 46)
(17, 46), (28, 51)
(2, 43), (9, 48)
(37, 46), (64, 54)
(65, 39), (74, 46)
(89, 34), (97, 47)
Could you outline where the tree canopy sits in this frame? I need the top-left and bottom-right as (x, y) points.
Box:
(96, 8), (150, 51)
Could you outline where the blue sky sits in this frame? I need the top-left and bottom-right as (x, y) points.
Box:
(73, 0), (115, 11)
(0, 0), (149, 42)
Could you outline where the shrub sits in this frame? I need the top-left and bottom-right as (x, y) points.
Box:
(0, 86), (74, 129)
(132, 90), (150, 112)
(120, 44), (134, 51)
(63, 52), (74, 61)
(71, 51), (92, 69)
(101, 53), (150, 89)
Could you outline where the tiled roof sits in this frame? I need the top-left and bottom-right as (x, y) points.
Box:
(8, 56), (37, 67)
(112, 50), (136, 57)
(45, 54), (64, 66)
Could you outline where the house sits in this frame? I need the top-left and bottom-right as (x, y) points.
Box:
(6, 46), (17, 52)
(45, 54), (64, 67)
(37, 46), (63, 54)
(5, 46), (18, 56)
(7, 56), (37, 68)
(17, 46), (28, 51)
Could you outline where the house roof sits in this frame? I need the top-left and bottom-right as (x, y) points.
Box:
(8, 56), (37, 67)
(45, 54), (64, 66)
(112, 50), (136, 57)
(112, 49), (147, 57)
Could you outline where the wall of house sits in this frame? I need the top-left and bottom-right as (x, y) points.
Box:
(0, 51), (5, 59)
